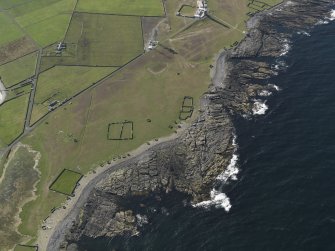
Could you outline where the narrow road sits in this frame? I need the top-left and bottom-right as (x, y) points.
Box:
(212, 51), (227, 88)
(24, 48), (42, 130)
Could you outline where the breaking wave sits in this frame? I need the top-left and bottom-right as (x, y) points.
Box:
(193, 135), (239, 212)
(252, 99), (268, 115)
(194, 190), (232, 212)
(280, 39), (291, 56)
(316, 9), (335, 25)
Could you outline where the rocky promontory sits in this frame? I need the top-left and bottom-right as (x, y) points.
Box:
(50, 1), (335, 250)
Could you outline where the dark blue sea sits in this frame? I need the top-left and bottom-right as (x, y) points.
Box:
(77, 19), (335, 251)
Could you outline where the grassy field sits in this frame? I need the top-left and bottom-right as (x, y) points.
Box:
(0, 13), (24, 47)
(0, 52), (37, 87)
(40, 14), (144, 70)
(5, 84), (32, 101)
(0, 94), (29, 147)
(31, 66), (117, 124)
(0, 145), (39, 251)
(76, 0), (164, 16)
(0, 0), (27, 9)
(14, 0), (76, 46)
(14, 246), (37, 251)
(180, 5), (196, 16)
(0, 36), (37, 65)
(50, 169), (82, 195)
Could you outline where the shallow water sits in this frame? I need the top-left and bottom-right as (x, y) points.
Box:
(77, 18), (335, 251)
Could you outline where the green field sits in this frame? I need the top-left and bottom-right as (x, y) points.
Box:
(0, 13), (24, 47)
(5, 84), (32, 101)
(0, 0), (27, 9)
(0, 94), (29, 147)
(14, 245), (37, 251)
(50, 169), (82, 195)
(180, 5), (196, 16)
(76, 0), (164, 16)
(0, 52), (37, 87)
(40, 14), (144, 70)
(14, 0), (76, 46)
(31, 66), (116, 124)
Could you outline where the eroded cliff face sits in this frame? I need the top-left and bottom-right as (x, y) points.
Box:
(64, 0), (334, 246)
(66, 85), (237, 242)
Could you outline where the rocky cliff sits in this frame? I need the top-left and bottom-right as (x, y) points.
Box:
(63, 0), (334, 248)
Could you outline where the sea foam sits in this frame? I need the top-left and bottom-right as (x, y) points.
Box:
(252, 99), (268, 115)
(194, 189), (232, 212)
(280, 40), (291, 56)
(193, 135), (239, 212)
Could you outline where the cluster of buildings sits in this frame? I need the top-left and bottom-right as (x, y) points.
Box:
(194, 0), (208, 18)
(56, 42), (66, 54)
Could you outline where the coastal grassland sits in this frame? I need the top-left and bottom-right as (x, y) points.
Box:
(0, 145), (39, 251)
(0, 37), (38, 65)
(14, 0), (76, 46)
(0, 94), (29, 147)
(31, 66), (117, 124)
(19, 42), (213, 240)
(247, 0), (283, 13)
(0, 52), (37, 87)
(50, 169), (82, 195)
(207, 0), (283, 31)
(0, 12), (24, 47)
(40, 14), (144, 71)
(157, 0), (196, 41)
(168, 18), (244, 62)
(76, 0), (164, 16)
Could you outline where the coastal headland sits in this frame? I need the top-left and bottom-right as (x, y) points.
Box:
(0, 0), (333, 250)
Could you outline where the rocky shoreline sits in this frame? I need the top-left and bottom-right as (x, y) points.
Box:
(49, 1), (335, 250)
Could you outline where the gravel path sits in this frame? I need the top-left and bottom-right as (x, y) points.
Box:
(212, 51), (227, 88)
(0, 80), (6, 105)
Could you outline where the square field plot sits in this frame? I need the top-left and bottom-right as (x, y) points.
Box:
(76, 0), (164, 16)
(49, 169), (83, 196)
(14, 245), (37, 251)
(108, 121), (133, 140)
(179, 96), (194, 120)
(40, 13), (143, 70)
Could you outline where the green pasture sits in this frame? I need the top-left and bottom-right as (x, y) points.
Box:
(31, 66), (116, 124)
(248, 0), (283, 13)
(14, 0), (76, 46)
(0, 52), (37, 87)
(8, 0), (60, 17)
(180, 5), (196, 16)
(76, 0), (164, 16)
(40, 13), (143, 70)
(14, 245), (37, 251)
(0, 13), (24, 47)
(0, 0), (27, 9)
(0, 94), (29, 147)
(6, 84), (32, 101)
(50, 169), (82, 195)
